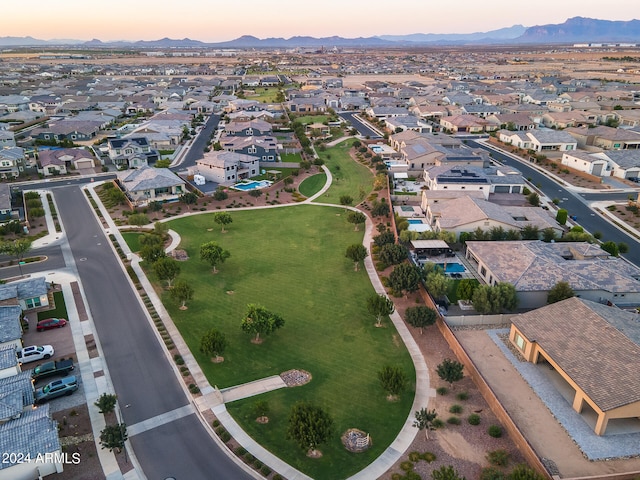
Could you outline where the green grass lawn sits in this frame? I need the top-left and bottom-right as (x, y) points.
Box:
(37, 291), (67, 321)
(279, 152), (302, 163)
(245, 87), (282, 103)
(296, 115), (329, 125)
(316, 138), (374, 205)
(121, 232), (144, 253)
(298, 173), (327, 197)
(161, 206), (415, 479)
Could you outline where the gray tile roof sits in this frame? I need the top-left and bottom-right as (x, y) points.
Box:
(0, 371), (35, 412)
(601, 150), (640, 169)
(0, 277), (47, 302)
(0, 404), (60, 470)
(118, 166), (185, 192)
(513, 297), (640, 411)
(0, 345), (18, 370)
(0, 183), (11, 212)
(0, 306), (22, 343)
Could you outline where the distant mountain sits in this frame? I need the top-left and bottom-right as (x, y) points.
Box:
(1, 18), (639, 48)
(378, 25), (527, 44)
(517, 17), (640, 43)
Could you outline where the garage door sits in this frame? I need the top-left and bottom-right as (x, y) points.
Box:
(592, 164), (603, 176)
(493, 186), (510, 193)
(75, 159), (94, 169)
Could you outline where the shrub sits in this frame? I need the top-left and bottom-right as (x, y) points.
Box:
(260, 465), (272, 476)
(94, 393), (117, 414)
(245, 453), (255, 463)
(400, 461), (414, 472)
(449, 404), (463, 414)
(391, 474), (403, 480)
(422, 451), (436, 462)
(254, 459), (263, 469)
(468, 413), (481, 425)
(220, 431), (231, 443)
(174, 354), (184, 365)
(456, 392), (469, 401)
(408, 451), (421, 462)
(488, 425), (503, 438)
(431, 418), (445, 429)
(272, 475), (283, 480)
(447, 416), (461, 425)
(436, 387), (448, 396)
(212, 419), (220, 428)
(487, 449), (510, 467)
(480, 466), (506, 480)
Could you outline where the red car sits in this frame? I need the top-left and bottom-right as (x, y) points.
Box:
(36, 318), (68, 332)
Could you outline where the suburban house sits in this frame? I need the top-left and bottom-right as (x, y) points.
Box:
(31, 120), (103, 142)
(423, 165), (525, 200)
(385, 116), (432, 133)
(107, 137), (159, 169)
(486, 113), (537, 131)
(0, 183), (19, 224)
(509, 297), (640, 435)
(224, 119), (273, 136)
(116, 166), (186, 206)
(440, 115), (489, 133)
(195, 151), (260, 185)
(425, 195), (562, 240)
(540, 111), (597, 129)
(561, 151), (610, 177)
(465, 240), (640, 308)
(497, 129), (578, 152)
(0, 306), (23, 352)
(0, 404), (63, 479)
(598, 151), (640, 180)
(0, 277), (50, 312)
(37, 148), (96, 176)
(0, 147), (27, 178)
(565, 125), (640, 150)
(219, 135), (279, 162)
(0, 345), (20, 380)
(0, 131), (16, 148)
(287, 97), (327, 113)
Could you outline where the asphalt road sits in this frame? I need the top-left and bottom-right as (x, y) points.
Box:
(172, 113), (220, 172)
(338, 111), (382, 139)
(54, 185), (252, 480)
(468, 140), (640, 266)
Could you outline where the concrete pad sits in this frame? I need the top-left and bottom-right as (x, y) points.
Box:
(221, 375), (287, 403)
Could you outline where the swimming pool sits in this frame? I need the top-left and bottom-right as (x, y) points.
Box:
(407, 219), (424, 224)
(231, 180), (272, 191)
(436, 263), (466, 273)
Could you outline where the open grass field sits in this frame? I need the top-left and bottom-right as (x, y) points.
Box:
(158, 205), (415, 478)
(316, 138), (374, 205)
(298, 173), (327, 197)
(244, 86), (281, 103)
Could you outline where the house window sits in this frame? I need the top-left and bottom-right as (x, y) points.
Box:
(480, 266), (487, 276)
(25, 297), (42, 309)
(514, 332), (526, 350)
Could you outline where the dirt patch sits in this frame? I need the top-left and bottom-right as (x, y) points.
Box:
(436, 429), (486, 465)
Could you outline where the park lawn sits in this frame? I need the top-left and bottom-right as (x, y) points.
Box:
(245, 87), (281, 103)
(298, 173), (327, 197)
(316, 138), (374, 205)
(121, 232), (144, 253)
(162, 205), (415, 479)
(296, 115), (329, 125)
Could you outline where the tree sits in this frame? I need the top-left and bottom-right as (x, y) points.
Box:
(413, 408), (438, 439)
(240, 304), (285, 343)
(371, 199), (390, 217)
(128, 213), (150, 227)
(432, 465), (466, 480)
(601, 240), (619, 256)
(404, 306), (437, 334)
(153, 256), (180, 288)
(389, 263), (422, 298)
(547, 281), (575, 304)
(366, 293), (395, 327)
(200, 241), (230, 273)
(425, 271), (450, 299)
(339, 195), (353, 206)
(556, 209), (568, 225)
(213, 188), (228, 201)
(140, 244), (166, 263)
(378, 243), (408, 266)
(527, 192), (540, 207)
(213, 211), (233, 233)
(94, 393), (117, 414)
(10, 239), (32, 277)
(373, 231), (395, 247)
(436, 358), (464, 387)
(180, 192), (198, 208)
(287, 402), (333, 454)
(541, 227), (557, 243)
(200, 328), (227, 362)
(472, 283), (518, 314)
(377, 365), (407, 398)
(345, 244), (368, 271)
(171, 279), (194, 309)
(99, 423), (128, 453)
(346, 210), (366, 231)
(520, 224), (540, 240)
(456, 279), (476, 301)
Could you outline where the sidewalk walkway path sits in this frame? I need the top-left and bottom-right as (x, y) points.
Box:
(220, 375), (287, 403)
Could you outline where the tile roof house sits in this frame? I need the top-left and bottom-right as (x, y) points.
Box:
(224, 119), (273, 136)
(0, 346), (20, 380)
(0, 277), (49, 313)
(424, 164), (525, 200)
(0, 371), (34, 420)
(561, 151), (610, 177)
(465, 240), (640, 308)
(564, 125), (640, 151)
(0, 403), (63, 477)
(0, 306), (23, 352)
(0, 147), (26, 179)
(37, 148), (96, 175)
(0, 131), (16, 148)
(219, 135), (279, 162)
(117, 166), (186, 207)
(509, 297), (640, 435)
(195, 151), (260, 186)
(108, 137), (159, 169)
(440, 114), (489, 133)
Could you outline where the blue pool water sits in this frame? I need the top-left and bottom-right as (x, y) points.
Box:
(436, 263), (466, 273)
(232, 180), (271, 191)
(407, 219), (424, 224)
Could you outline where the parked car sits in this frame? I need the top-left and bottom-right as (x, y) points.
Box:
(17, 345), (54, 364)
(34, 376), (78, 404)
(36, 318), (67, 331)
(31, 359), (75, 382)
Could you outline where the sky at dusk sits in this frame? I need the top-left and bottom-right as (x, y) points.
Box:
(5, 0), (639, 42)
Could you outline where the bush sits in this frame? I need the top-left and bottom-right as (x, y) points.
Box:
(468, 413), (481, 425)
(456, 392), (469, 401)
(220, 431), (231, 443)
(449, 404), (463, 414)
(272, 475), (283, 480)
(436, 387), (448, 396)
(488, 425), (503, 438)
(431, 418), (445, 429)
(94, 393), (117, 414)
(480, 466), (506, 480)
(487, 449), (510, 467)
(212, 419), (220, 428)
(174, 354), (184, 365)
(400, 460), (414, 472)
(408, 451), (421, 462)
(260, 465), (272, 476)
(422, 451), (437, 463)
(447, 416), (461, 425)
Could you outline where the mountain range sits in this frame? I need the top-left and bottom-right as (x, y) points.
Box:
(1, 17), (640, 48)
